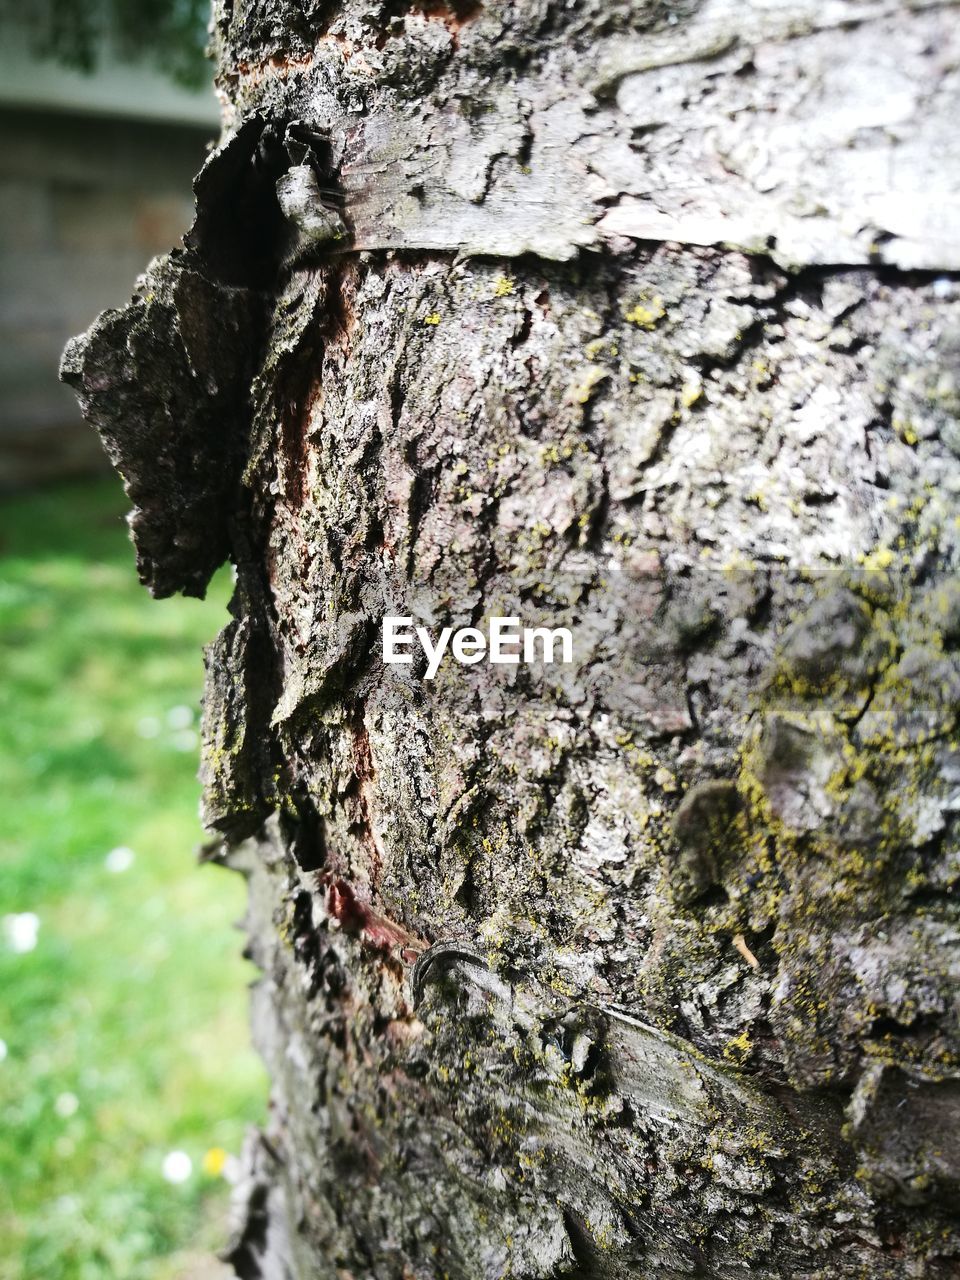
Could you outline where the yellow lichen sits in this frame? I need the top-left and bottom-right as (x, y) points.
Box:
(681, 380), (703, 409)
(624, 295), (666, 329)
(569, 365), (608, 405)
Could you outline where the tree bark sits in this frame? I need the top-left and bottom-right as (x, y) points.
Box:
(62, 2), (960, 1277)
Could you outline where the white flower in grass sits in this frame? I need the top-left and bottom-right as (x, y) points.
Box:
(3, 913), (39, 953)
(171, 729), (199, 753)
(54, 1091), (79, 1118)
(136, 716), (162, 739)
(162, 1150), (193, 1184)
(0, 1039), (7, 1062)
(105, 846), (135, 874)
(166, 705), (194, 730)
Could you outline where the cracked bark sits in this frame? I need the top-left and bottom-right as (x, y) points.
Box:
(61, 2), (960, 1277)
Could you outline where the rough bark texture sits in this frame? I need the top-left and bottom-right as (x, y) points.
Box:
(62, 2), (960, 1277)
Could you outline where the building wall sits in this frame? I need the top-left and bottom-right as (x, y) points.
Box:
(0, 109), (214, 488)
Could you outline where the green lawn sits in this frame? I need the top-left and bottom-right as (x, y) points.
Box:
(0, 481), (266, 1280)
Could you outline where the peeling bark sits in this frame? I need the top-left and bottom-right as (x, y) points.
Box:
(62, 2), (960, 1277)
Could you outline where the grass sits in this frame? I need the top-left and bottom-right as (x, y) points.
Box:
(0, 480), (267, 1280)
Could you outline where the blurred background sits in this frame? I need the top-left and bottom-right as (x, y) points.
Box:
(0, 4), (267, 1278)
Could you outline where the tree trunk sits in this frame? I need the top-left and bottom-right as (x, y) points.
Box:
(62, 1), (960, 1276)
